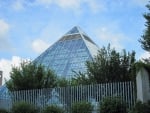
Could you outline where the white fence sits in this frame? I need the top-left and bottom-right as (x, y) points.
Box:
(0, 81), (135, 112)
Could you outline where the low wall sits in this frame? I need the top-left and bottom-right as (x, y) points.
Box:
(136, 67), (150, 103)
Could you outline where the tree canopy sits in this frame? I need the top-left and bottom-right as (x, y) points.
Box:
(139, 3), (150, 52)
(6, 61), (58, 91)
(72, 44), (136, 85)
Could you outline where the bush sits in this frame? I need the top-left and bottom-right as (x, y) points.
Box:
(100, 97), (127, 113)
(0, 109), (9, 113)
(11, 101), (38, 113)
(129, 101), (150, 113)
(71, 101), (93, 113)
(42, 105), (65, 113)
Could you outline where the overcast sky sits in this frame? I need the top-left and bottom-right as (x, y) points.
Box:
(0, 0), (149, 84)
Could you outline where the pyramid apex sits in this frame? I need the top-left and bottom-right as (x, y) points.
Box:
(65, 26), (87, 36)
(65, 26), (80, 35)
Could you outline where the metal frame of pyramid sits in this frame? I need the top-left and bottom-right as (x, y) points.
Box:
(34, 26), (99, 79)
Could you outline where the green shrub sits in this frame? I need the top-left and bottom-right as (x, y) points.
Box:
(42, 105), (65, 113)
(129, 101), (150, 113)
(100, 97), (127, 113)
(0, 109), (9, 113)
(71, 101), (93, 113)
(11, 101), (38, 113)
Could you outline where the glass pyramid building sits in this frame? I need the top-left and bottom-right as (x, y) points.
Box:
(34, 26), (99, 79)
(0, 26), (99, 101)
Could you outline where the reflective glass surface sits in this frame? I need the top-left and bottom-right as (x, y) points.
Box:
(0, 85), (9, 98)
(34, 26), (100, 79)
(35, 37), (92, 79)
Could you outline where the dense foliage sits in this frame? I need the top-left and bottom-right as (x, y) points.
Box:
(139, 3), (150, 52)
(129, 101), (150, 113)
(139, 2), (150, 63)
(6, 61), (57, 91)
(11, 101), (38, 113)
(0, 109), (9, 113)
(136, 2), (150, 75)
(56, 77), (70, 87)
(42, 105), (65, 113)
(72, 44), (136, 84)
(71, 101), (93, 113)
(100, 97), (127, 113)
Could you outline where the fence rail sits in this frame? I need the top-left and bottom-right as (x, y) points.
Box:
(0, 81), (135, 112)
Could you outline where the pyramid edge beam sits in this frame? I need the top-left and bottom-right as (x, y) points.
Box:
(80, 33), (99, 58)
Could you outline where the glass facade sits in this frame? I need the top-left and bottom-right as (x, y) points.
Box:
(0, 85), (9, 98)
(34, 26), (99, 79)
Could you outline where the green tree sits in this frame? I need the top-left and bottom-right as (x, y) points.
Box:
(129, 101), (150, 113)
(72, 44), (136, 84)
(139, 3), (150, 52)
(100, 97), (127, 113)
(56, 77), (70, 87)
(11, 101), (38, 113)
(139, 3), (150, 63)
(6, 61), (57, 91)
(71, 101), (93, 113)
(42, 105), (65, 113)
